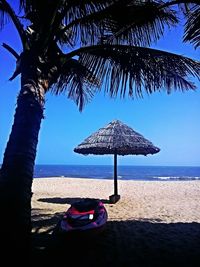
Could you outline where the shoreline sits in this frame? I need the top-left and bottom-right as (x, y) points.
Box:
(33, 176), (200, 181)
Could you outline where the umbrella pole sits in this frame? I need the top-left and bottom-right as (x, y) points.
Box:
(109, 153), (120, 203)
(114, 153), (118, 195)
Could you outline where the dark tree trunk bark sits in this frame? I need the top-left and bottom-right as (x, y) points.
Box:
(0, 74), (45, 262)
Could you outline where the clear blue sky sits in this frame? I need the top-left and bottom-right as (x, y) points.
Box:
(0, 10), (199, 166)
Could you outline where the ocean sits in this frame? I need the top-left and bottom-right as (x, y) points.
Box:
(33, 165), (200, 181)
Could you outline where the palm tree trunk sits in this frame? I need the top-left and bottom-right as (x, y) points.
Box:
(0, 74), (45, 261)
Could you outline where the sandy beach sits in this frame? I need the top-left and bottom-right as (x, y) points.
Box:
(31, 178), (200, 267)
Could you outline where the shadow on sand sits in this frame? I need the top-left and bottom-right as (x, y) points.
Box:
(31, 198), (200, 267)
(37, 196), (110, 204)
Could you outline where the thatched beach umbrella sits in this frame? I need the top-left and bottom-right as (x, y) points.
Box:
(74, 120), (160, 203)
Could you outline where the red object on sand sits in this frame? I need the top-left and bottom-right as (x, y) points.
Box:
(54, 198), (108, 235)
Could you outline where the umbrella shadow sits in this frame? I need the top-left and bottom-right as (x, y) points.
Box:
(37, 196), (110, 205)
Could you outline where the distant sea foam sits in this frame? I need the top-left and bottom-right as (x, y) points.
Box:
(33, 165), (200, 181)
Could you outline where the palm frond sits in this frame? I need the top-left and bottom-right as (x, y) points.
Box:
(58, 0), (178, 48)
(100, 1), (178, 46)
(19, 0), (32, 11)
(183, 4), (200, 49)
(0, 1), (27, 48)
(56, 0), (111, 48)
(63, 0), (111, 23)
(0, 1), (11, 30)
(71, 45), (200, 98)
(19, 1), (67, 53)
(160, 1), (200, 49)
(19, 0), (61, 14)
(19, 1), (66, 31)
(51, 58), (100, 111)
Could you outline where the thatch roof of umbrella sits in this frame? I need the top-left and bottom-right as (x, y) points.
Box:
(74, 120), (160, 203)
(74, 120), (160, 155)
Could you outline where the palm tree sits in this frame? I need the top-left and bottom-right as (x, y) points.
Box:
(0, 0), (199, 256)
